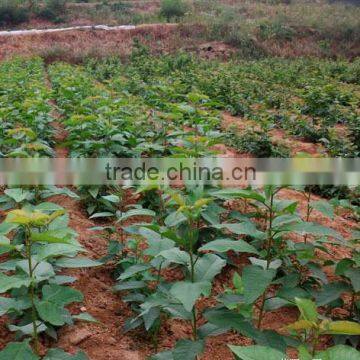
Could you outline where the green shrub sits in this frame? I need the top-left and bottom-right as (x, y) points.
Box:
(37, 0), (67, 23)
(160, 0), (187, 21)
(0, 1), (29, 26)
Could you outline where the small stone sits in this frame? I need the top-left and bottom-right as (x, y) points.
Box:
(80, 306), (87, 312)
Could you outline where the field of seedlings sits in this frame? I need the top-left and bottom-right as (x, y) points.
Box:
(0, 1), (359, 360)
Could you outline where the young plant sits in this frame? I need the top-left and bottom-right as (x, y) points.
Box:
(0, 205), (100, 356)
(285, 298), (360, 357)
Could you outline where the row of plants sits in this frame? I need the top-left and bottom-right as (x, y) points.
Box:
(0, 58), (54, 157)
(97, 184), (359, 359)
(92, 50), (359, 157)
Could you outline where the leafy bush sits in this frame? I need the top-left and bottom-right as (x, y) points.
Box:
(160, 0), (187, 21)
(37, 0), (67, 23)
(0, 1), (29, 26)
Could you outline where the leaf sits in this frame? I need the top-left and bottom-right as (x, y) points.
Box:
(214, 223), (264, 239)
(344, 268), (360, 292)
(0, 340), (39, 360)
(4, 188), (30, 203)
(286, 320), (314, 331)
(0, 297), (30, 316)
(142, 306), (160, 331)
(170, 281), (211, 312)
(36, 244), (82, 261)
(0, 273), (31, 293)
(36, 284), (83, 326)
(297, 345), (312, 360)
(144, 236), (175, 256)
(150, 351), (174, 360)
(284, 222), (342, 240)
(211, 189), (265, 203)
(158, 248), (190, 265)
(114, 281), (146, 291)
(314, 282), (350, 306)
(101, 195), (120, 203)
(173, 339), (204, 360)
(73, 313), (99, 323)
(199, 238), (259, 255)
(8, 322), (46, 336)
(118, 264), (151, 280)
(117, 209), (155, 222)
(89, 212), (115, 219)
(55, 257), (102, 268)
(164, 211), (187, 227)
(322, 321), (360, 335)
(249, 257), (282, 270)
(229, 345), (285, 360)
(311, 201), (334, 219)
(43, 348), (89, 360)
(242, 266), (276, 304)
(295, 298), (318, 322)
(316, 345), (360, 360)
(193, 254), (226, 282)
(30, 229), (76, 245)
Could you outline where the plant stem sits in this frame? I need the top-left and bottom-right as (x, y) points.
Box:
(304, 191), (312, 244)
(258, 190), (275, 329)
(189, 218), (197, 340)
(25, 226), (40, 355)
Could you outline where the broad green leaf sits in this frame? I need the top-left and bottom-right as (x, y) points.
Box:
(150, 351), (174, 360)
(30, 229), (76, 245)
(0, 340), (39, 360)
(144, 236), (175, 256)
(229, 345), (285, 360)
(164, 211), (187, 227)
(0, 273), (31, 293)
(272, 214), (302, 228)
(199, 238), (259, 255)
(8, 321), (46, 336)
(214, 223), (264, 239)
(287, 320), (314, 331)
(73, 312), (99, 323)
(0, 297), (30, 316)
(101, 194), (120, 203)
(311, 201), (334, 219)
(158, 248), (190, 265)
(193, 254), (226, 282)
(316, 345), (360, 360)
(298, 345), (312, 360)
(242, 266), (276, 304)
(170, 281), (211, 312)
(344, 268), (360, 292)
(36, 243), (82, 262)
(314, 282), (350, 306)
(249, 257), (282, 270)
(55, 257), (102, 268)
(114, 281), (146, 291)
(284, 222), (342, 240)
(295, 298), (318, 322)
(44, 348), (89, 360)
(211, 189), (265, 203)
(173, 339), (204, 360)
(4, 188), (30, 203)
(117, 209), (155, 222)
(35, 202), (64, 212)
(89, 212), (115, 219)
(118, 264), (151, 280)
(36, 284), (83, 326)
(322, 321), (360, 335)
